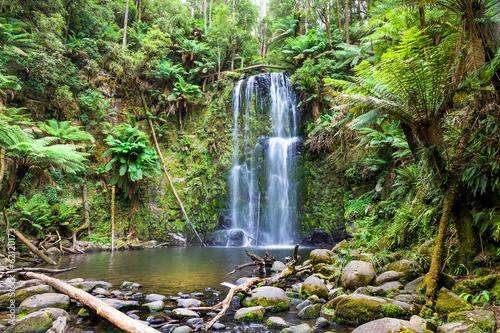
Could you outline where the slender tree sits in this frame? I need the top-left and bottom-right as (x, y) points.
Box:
(122, 0), (130, 47)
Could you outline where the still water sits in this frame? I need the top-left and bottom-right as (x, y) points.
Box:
(41, 246), (353, 332)
(50, 247), (310, 295)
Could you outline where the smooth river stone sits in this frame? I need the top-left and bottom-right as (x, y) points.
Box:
(19, 293), (70, 315)
(177, 298), (203, 308)
(101, 298), (139, 310)
(171, 308), (199, 319)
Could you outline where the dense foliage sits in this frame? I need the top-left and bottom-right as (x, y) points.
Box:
(0, 0), (499, 303)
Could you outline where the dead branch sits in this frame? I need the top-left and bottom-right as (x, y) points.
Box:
(204, 244), (301, 330)
(72, 223), (88, 250)
(13, 229), (56, 265)
(227, 250), (279, 275)
(0, 266), (76, 279)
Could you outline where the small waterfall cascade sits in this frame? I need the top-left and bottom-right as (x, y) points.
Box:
(229, 72), (300, 246)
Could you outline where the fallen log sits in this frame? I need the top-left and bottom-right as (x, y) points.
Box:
(0, 266), (77, 279)
(13, 229), (56, 265)
(19, 272), (159, 333)
(201, 244), (301, 330)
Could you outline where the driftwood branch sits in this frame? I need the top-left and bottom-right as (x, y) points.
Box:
(0, 267), (76, 279)
(72, 223), (88, 250)
(13, 229), (56, 265)
(20, 272), (159, 333)
(227, 250), (278, 275)
(202, 244), (301, 330)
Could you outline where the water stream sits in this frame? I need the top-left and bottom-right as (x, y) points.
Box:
(229, 73), (300, 246)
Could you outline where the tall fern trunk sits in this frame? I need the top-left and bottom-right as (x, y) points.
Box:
(344, 0), (349, 44)
(425, 178), (457, 304)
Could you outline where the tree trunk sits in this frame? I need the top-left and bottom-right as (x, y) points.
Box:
(452, 195), (480, 269)
(297, 0), (303, 35)
(233, 0), (236, 20)
(419, 5), (426, 29)
(122, 0), (130, 48)
(110, 185), (115, 252)
(0, 149), (5, 190)
(140, 93), (205, 246)
(13, 229), (56, 265)
(137, 0), (142, 21)
(325, 2), (331, 45)
(209, 0), (212, 26)
(203, 0), (207, 31)
(336, 0), (341, 31)
(231, 47), (235, 71)
(72, 223), (89, 251)
(65, 7), (72, 41)
(425, 179), (457, 304)
(21, 272), (160, 333)
(345, 0), (349, 44)
(3, 207), (8, 251)
(82, 177), (90, 237)
(312, 99), (319, 121)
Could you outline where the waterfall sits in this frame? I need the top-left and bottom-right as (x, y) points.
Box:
(229, 72), (299, 246)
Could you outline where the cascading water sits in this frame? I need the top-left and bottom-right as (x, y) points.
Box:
(229, 72), (300, 246)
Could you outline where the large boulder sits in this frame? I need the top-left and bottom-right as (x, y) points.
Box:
(242, 286), (289, 312)
(309, 249), (334, 265)
(352, 318), (424, 333)
(5, 308), (69, 333)
(300, 276), (328, 300)
(19, 294), (70, 315)
(435, 288), (472, 316)
(386, 259), (420, 282)
(453, 274), (500, 300)
(341, 260), (376, 290)
(447, 310), (495, 333)
(234, 306), (265, 322)
(332, 294), (412, 326)
(301, 230), (333, 247)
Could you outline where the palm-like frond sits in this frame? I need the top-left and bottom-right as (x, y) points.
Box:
(38, 119), (95, 143)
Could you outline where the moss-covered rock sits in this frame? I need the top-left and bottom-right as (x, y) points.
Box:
(5, 308), (69, 333)
(435, 288), (472, 317)
(370, 236), (392, 253)
(309, 249), (334, 265)
(297, 303), (322, 319)
(0, 285), (52, 310)
(447, 310), (495, 333)
(333, 294), (411, 326)
(266, 316), (290, 329)
(386, 260), (420, 283)
(341, 260), (376, 290)
(453, 274), (500, 301)
(332, 240), (349, 253)
(318, 264), (341, 278)
(234, 306), (265, 322)
(241, 286), (290, 312)
(19, 294), (70, 315)
(300, 276), (328, 300)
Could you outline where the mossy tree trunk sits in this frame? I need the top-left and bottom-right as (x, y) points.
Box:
(425, 179), (457, 304)
(452, 194), (480, 269)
